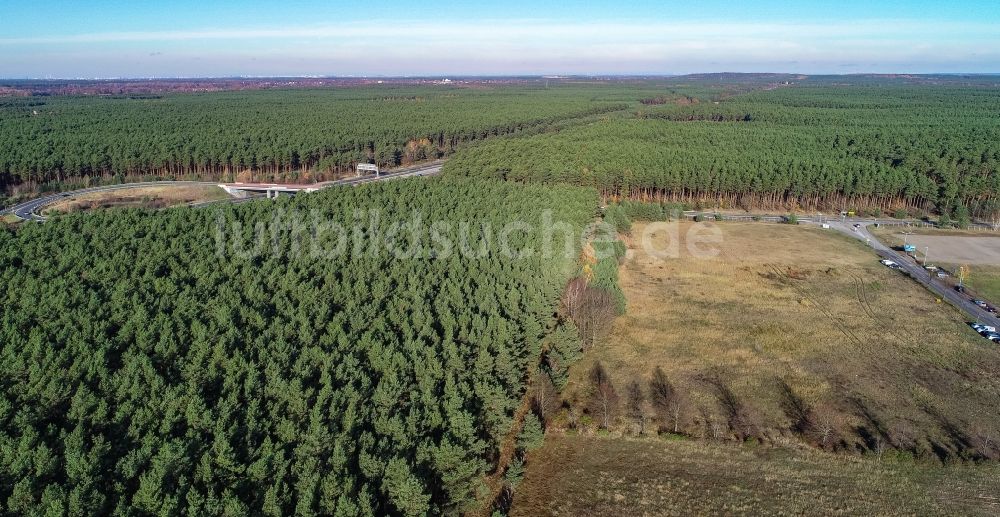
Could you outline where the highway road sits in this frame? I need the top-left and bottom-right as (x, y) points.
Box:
(2, 162), (442, 222)
(4, 181), (222, 222)
(317, 161), (442, 186)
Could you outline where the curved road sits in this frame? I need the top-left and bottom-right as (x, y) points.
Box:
(2, 162), (442, 222)
(6, 181), (220, 222)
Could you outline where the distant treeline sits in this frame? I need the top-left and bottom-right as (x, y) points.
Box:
(0, 86), (628, 189)
(444, 86), (1000, 216)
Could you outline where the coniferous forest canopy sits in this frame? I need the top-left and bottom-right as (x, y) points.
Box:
(4, 77), (999, 217)
(0, 86), (628, 189)
(3, 75), (1000, 515)
(443, 82), (1000, 217)
(0, 178), (600, 515)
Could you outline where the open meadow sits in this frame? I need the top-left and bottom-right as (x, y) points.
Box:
(512, 435), (1000, 516)
(510, 220), (1000, 514)
(873, 226), (1000, 302)
(560, 221), (1000, 459)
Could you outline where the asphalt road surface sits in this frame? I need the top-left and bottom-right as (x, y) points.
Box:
(2, 162), (442, 222)
(5, 181), (221, 222)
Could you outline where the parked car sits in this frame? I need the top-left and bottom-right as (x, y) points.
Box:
(879, 259), (902, 270)
(974, 300), (987, 308)
(971, 323), (997, 333)
(956, 285), (966, 293)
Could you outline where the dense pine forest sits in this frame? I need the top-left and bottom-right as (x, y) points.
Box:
(3, 76), (1000, 514)
(8, 78), (995, 217)
(0, 76), (856, 197)
(0, 86), (629, 190)
(444, 84), (1000, 216)
(0, 178), (602, 515)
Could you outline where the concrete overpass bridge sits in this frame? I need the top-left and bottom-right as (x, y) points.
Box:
(219, 183), (322, 199)
(4, 161), (443, 222)
(217, 161), (443, 198)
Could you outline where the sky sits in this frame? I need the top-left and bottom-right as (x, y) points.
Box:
(1, 0), (998, 78)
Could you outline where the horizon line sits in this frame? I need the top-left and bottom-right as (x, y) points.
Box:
(3, 72), (1000, 82)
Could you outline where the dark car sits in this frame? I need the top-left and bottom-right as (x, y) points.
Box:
(955, 285), (965, 293)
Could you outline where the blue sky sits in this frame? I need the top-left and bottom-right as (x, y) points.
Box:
(1, 0), (998, 77)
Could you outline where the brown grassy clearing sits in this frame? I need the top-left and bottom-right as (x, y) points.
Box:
(45, 184), (229, 213)
(558, 221), (1000, 460)
(512, 435), (1000, 516)
(872, 226), (1000, 239)
(872, 226), (1000, 303)
(878, 233), (1000, 266)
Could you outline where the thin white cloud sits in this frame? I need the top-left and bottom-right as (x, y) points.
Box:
(1, 19), (996, 45)
(2, 19), (998, 77)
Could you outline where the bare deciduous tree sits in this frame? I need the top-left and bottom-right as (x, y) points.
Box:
(531, 370), (559, 423)
(576, 288), (618, 349)
(807, 404), (843, 450)
(566, 405), (580, 430)
(562, 277), (618, 349)
(970, 421), (998, 460)
(873, 435), (887, 461)
(649, 366), (687, 434)
(981, 200), (1000, 231)
(561, 276), (588, 315)
(588, 361), (619, 429)
(704, 374), (758, 440)
(625, 379), (646, 435)
(707, 415), (723, 440)
(885, 420), (918, 453)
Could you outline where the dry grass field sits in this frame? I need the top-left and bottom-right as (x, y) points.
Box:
(873, 226), (1000, 303)
(560, 221), (1000, 459)
(954, 264), (1000, 305)
(874, 229), (1000, 266)
(45, 184), (229, 213)
(512, 435), (1000, 516)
